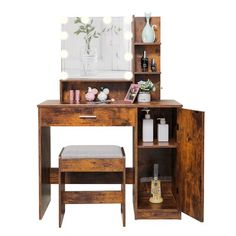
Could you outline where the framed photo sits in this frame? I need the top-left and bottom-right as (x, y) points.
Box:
(124, 84), (140, 103)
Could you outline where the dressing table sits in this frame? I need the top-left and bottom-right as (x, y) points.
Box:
(38, 16), (204, 223)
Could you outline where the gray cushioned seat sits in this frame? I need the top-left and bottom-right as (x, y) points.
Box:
(60, 145), (123, 159)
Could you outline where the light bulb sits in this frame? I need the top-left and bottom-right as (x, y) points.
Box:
(103, 16), (112, 24)
(61, 31), (68, 40)
(60, 71), (68, 80)
(60, 17), (68, 24)
(81, 17), (90, 24)
(124, 52), (133, 61)
(124, 31), (133, 40)
(124, 71), (133, 80)
(61, 50), (68, 58)
(124, 16), (133, 24)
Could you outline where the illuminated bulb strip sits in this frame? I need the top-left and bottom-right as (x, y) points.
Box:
(124, 71), (133, 80)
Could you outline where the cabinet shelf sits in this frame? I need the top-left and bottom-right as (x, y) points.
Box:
(134, 42), (161, 46)
(138, 139), (177, 149)
(134, 72), (161, 75)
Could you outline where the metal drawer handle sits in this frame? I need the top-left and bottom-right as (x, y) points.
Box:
(79, 115), (97, 119)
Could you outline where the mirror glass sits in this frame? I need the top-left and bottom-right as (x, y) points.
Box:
(61, 17), (133, 80)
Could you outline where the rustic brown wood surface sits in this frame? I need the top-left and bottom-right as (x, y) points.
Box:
(38, 109), (51, 220)
(177, 108), (204, 222)
(40, 107), (136, 126)
(50, 167), (133, 184)
(60, 158), (124, 172)
(62, 191), (123, 204)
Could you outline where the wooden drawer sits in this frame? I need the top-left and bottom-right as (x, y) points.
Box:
(40, 107), (136, 126)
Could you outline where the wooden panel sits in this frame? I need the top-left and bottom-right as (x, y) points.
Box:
(136, 210), (181, 219)
(134, 17), (160, 43)
(40, 107), (136, 126)
(177, 108), (204, 222)
(62, 191), (123, 204)
(136, 181), (180, 219)
(60, 158), (124, 172)
(38, 124), (51, 219)
(50, 167), (134, 184)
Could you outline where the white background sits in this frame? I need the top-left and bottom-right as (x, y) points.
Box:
(1, 0), (236, 235)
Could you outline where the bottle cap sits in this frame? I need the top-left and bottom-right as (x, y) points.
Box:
(142, 109), (151, 119)
(157, 118), (166, 124)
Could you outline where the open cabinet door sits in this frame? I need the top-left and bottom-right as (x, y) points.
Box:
(177, 108), (204, 222)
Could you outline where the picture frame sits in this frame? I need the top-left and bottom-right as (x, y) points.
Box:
(124, 84), (140, 103)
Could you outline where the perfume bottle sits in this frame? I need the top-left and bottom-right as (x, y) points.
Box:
(151, 58), (157, 72)
(141, 51), (148, 72)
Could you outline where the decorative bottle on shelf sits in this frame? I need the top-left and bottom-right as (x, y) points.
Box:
(142, 109), (153, 142)
(157, 118), (169, 142)
(141, 51), (148, 72)
(151, 58), (157, 72)
(142, 12), (156, 43)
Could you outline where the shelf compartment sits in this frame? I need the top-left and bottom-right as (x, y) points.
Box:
(136, 182), (180, 219)
(134, 46), (160, 73)
(60, 80), (131, 104)
(138, 138), (177, 149)
(134, 17), (160, 44)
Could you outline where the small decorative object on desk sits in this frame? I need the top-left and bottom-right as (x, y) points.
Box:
(85, 87), (98, 102)
(137, 79), (155, 103)
(75, 90), (80, 104)
(124, 84), (140, 103)
(69, 90), (74, 104)
(97, 87), (110, 102)
(142, 12), (156, 43)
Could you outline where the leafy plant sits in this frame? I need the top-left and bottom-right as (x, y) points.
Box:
(74, 17), (122, 54)
(138, 79), (155, 92)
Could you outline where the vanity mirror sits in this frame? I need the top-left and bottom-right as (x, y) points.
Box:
(61, 16), (133, 80)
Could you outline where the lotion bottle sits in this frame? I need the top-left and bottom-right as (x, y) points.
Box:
(142, 109), (153, 142)
(157, 118), (169, 142)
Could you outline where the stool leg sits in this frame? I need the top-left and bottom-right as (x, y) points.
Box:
(122, 163), (126, 227)
(59, 171), (65, 227)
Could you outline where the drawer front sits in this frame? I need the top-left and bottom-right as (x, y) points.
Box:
(40, 107), (136, 126)
(60, 158), (124, 172)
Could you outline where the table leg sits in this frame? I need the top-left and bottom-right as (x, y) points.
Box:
(39, 126), (51, 219)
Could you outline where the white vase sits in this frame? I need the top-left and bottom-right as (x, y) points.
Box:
(142, 12), (156, 43)
(81, 47), (97, 76)
(138, 92), (151, 103)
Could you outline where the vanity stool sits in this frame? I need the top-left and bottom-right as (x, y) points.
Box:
(59, 145), (126, 227)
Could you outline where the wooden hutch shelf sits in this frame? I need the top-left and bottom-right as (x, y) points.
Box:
(134, 42), (161, 46)
(138, 138), (177, 149)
